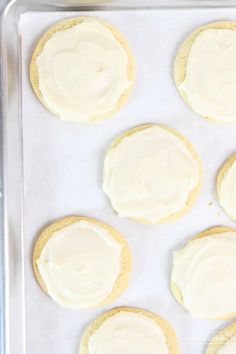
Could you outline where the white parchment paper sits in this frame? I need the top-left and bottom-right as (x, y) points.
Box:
(20, 8), (236, 354)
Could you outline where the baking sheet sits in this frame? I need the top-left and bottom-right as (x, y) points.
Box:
(20, 8), (236, 354)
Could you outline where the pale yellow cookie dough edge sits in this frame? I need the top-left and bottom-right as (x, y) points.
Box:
(79, 307), (180, 354)
(173, 21), (236, 123)
(171, 226), (236, 320)
(33, 216), (132, 308)
(206, 321), (236, 354)
(30, 16), (135, 123)
(103, 123), (202, 224)
(217, 153), (236, 222)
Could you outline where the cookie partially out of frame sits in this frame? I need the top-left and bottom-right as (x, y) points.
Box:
(30, 16), (135, 123)
(206, 322), (236, 354)
(33, 216), (132, 309)
(79, 307), (180, 354)
(171, 226), (236, 320)
(174, 21), (236, 122)
(217, 153), (236, 222)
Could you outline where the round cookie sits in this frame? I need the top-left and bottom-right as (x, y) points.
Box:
(171, 226), (236, 320)
(206, 322), (236, 354)
(79, 307), (180, 354)
(33, 216), (131, 308)
(30, 16), (135, 123)
(174, 21), (236, 123)
(217, 153), (236, 222)
(103, 124), (201, 224)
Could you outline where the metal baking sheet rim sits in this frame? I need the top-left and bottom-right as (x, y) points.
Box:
(2, 1), (236, 354)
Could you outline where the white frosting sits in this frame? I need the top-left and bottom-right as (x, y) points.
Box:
(218, 334), (236, 354)
(103, 125), (200, 223)
(88, 311), (169, 354)
(36, 220), (122, 308)
(180, 28), (236, 122)
(36, 18), (131, 122)
(219, 159), (236, 220)
(172, 231), (236, 318)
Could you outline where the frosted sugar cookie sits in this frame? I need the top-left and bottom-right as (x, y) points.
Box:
(33, 216), (131, 308)
(206, 322), (236, 354)
(217, 153), (236, 222)
(79, 307), (180, 354)
(103, 124), (201, 223)
(171, 226), (236, 319)
(30, 17), (134, 122)
(174, 21), (236, 122)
